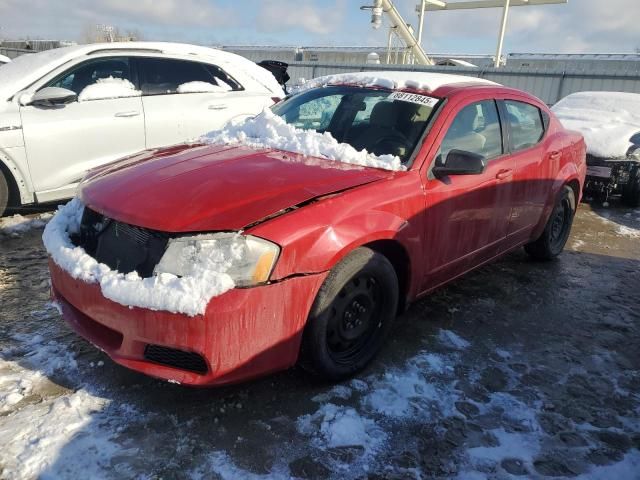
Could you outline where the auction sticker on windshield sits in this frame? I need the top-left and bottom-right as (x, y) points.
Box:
(388, 91), (439, 107)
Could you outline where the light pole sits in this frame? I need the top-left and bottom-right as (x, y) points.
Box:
(494, 0), (510, 67)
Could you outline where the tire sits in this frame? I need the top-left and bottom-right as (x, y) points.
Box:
(0, 172), (9, 217)
(525, 185), (576, 261)
(622, 168), (640, 208)
(301, 247), (399, 381)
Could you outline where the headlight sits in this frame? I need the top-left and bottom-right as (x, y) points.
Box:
(154, 233), (279, 287)
(628, 147), (640, 161)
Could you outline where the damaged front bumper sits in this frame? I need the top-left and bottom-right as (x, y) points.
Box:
(584, 156), (639, 199)
(50, 260), (327, 386)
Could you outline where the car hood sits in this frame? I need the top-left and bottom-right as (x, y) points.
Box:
(79, 143), (392, 232)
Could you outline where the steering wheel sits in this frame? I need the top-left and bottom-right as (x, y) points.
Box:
(372, 132), (411, 157)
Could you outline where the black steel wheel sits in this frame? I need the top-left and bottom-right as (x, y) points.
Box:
(301, 247), (398, 381)
(525, 185), (576, 261)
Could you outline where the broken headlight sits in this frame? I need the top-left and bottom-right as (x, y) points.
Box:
(154, 233), (280, 287)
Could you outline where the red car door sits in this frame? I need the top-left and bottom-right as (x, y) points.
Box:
(421, 97), (516, 290)
(500, 98), (555, 243)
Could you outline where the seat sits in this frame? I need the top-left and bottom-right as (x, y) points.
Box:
(351, 102), (407, 155)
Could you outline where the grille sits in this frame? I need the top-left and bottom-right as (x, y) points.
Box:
(144, 344), (208, 374)
(74, 208), (169, 277)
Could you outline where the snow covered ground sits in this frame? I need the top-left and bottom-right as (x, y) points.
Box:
(0, 213), (52, 237)
(1, 202), (639, 479)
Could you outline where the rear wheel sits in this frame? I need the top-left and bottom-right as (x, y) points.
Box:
(525, 185), (576, 261)
(301, 247), (398, 381)
(622, 168), (640, 208)
(0, 172), (9, 217)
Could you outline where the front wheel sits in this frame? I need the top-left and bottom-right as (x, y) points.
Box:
(525, 185), (576, 261)
(301, 247), (398, 381)
(0, 172), (9, 217)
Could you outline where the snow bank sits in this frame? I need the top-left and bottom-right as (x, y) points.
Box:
(177, 81), (232, 93)
(552, 92), (640, 159)
(203, 108), (405, 172)
(299, 71), (497, 94)
(0, 212), (52, 236)
(42, 199), (239, 316)
(78, 77), (141, 102)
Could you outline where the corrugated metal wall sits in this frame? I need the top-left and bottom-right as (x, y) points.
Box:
(285, 63), (640, 105)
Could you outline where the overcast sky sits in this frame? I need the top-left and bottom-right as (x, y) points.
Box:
(0, 0), (638, 54)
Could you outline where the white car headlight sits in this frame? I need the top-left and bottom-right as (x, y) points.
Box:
(154, 233), (280, 287)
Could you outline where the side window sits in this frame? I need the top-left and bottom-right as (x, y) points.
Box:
(138, 58), (241, 95)
(46, 57), (133, 95)
(505, 100), (545, 151)
(437, 100), (503, 164)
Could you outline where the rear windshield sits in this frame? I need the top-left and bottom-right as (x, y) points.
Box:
(271, 86), (440, 163)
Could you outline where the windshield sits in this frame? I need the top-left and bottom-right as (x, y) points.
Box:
(271, 86), (439, 163)
(0, 47), (75, 100)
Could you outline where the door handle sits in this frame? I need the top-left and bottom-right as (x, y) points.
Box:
(115, 111), (140, 118)
(495, 169), (513, 180)
(549, 151), (562, 160)
(208, 104), (228, 110)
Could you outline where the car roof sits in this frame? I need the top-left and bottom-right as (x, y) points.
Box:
(300, 71), (499, 95)
(0, 41), (282, 101)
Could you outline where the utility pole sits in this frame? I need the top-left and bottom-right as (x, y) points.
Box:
(416, 0), (427, 65)
(494, 0), (510, 67)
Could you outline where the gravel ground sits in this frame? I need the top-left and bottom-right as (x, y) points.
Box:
(0, 202), (639, 479)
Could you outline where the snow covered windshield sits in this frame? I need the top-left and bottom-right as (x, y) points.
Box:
(271, 86), (440, 163)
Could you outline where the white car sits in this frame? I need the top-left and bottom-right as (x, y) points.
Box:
(0, 42), (284, 215)
(0, 54), (10, 65)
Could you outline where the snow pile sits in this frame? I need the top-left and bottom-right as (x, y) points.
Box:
(0, 212), (52, 236)
(297, 403), (386, 452)
(203, 108), (405, 171)
(78, 77), (141, 102)
(42, 199), (241, 316)
(552, 92), (640, 159)
(616, 224), (640, 238)
(299, 71), (497, 94)
(177, 81), (232, 93)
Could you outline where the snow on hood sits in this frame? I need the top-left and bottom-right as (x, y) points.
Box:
(43, 199), (244, 316)
(78, 77), (141, 102)
(203, 108), (405, 172)
(298, 71), (498, 94)
(552, 92), (640, 159)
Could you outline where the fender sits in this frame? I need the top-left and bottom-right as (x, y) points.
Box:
(251, 204), (422, 287)
(0, 148), (34, 205)
(531, 161), (582, 241)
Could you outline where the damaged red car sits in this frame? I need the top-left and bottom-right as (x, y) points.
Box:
(45, 72), (586, 386)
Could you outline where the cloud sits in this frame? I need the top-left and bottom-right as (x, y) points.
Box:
(0, 0), (232, 41)
(256, 0), (347, 35)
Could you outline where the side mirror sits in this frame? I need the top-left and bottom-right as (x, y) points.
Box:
(26, 87), (77, 107)
(432, 149), (486, 178)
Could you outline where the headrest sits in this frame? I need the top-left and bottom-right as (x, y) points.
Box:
(370, 101), (398, 128)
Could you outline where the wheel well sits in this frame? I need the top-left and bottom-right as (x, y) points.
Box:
(0, 160), (20, 212)
(565, 179), (580, 210)
(364, 240), (411, 314)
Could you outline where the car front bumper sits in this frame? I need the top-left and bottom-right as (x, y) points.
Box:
(49, 260), (327, 386)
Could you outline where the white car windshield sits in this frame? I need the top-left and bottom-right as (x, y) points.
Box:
(0, 48), (72, 100)
(271, 86), (440, 163)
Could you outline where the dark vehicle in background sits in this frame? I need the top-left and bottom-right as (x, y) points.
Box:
(553, 91), (640, 206)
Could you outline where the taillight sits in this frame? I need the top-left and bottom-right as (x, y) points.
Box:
(271, 97), (282, 104)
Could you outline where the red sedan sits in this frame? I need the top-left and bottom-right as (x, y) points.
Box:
(45, 72), (586, 386)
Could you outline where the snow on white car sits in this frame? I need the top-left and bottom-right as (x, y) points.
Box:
(552, 91), (640, 206)
(0, 54), (10, 65)
(0, 42), (284, 215)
